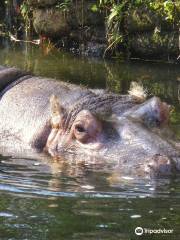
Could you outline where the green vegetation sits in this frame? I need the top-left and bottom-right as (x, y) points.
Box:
(92, 0), (180, 55)
(0, 0), (179, 60)
(20, 1), (32, 34)
(55, 0), (72, 11)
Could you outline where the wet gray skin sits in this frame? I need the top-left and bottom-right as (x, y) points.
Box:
(0, 66), (179, 179)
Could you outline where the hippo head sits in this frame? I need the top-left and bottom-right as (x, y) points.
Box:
(46, 95), (106, 154)
(45, 94), (180, 178)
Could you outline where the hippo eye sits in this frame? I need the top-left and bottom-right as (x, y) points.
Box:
(75, 124), (86, 133)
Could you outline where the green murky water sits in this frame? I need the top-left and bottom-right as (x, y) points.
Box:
(0, 41), (180, 240)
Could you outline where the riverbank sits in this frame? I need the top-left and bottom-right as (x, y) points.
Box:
(0, 1), (180, 62)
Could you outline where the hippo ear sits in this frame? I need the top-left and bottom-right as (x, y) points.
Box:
(50, 95), (66, 128)
(128, 82), (147, 102)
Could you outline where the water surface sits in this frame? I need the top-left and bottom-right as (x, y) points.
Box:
(0, 41), (180, 239)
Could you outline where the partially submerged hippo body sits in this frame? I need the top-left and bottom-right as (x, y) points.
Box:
(0, 66), (179, 178)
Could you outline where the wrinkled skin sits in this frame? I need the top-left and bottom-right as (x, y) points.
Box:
(0, 66), (179, 179)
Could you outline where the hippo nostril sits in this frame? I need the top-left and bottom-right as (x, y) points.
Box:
(155, 119), (161, 126)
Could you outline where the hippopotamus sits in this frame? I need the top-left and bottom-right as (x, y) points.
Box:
(0, 65), (179, 178)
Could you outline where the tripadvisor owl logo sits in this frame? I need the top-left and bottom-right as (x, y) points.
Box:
(135, 227), (143, 235)
(135, 226), (174, 235)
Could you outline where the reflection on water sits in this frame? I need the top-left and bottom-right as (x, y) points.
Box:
(0, 42), (180, 239)
(0, 41), (180, 104)
(1, 154), (180, 239)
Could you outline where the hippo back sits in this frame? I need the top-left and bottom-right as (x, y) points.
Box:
(0, 68), (91, 150)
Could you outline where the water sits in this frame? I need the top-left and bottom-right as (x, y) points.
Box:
(0, 41), (180, 239)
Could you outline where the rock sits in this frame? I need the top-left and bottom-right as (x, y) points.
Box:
(126, 6), (156, 33)
(33, 8), (75, 37)
(73, 0), (104, 27)
(32, 1), (106, 49)
(126, 5), (180, 33)
(130, 31), (179, 59)
(80, 42), (106, 58)
(28, 0), (58, 7)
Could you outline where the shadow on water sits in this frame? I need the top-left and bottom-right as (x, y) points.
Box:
(0, 41), (180, 239)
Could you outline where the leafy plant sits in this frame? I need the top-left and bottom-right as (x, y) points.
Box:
(20, 1), (32, 34)
(97, 0), (179, 56)
(55, 0), (72, 12)
(149, 0), (176, 22)
(105, 2), (126, 55)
